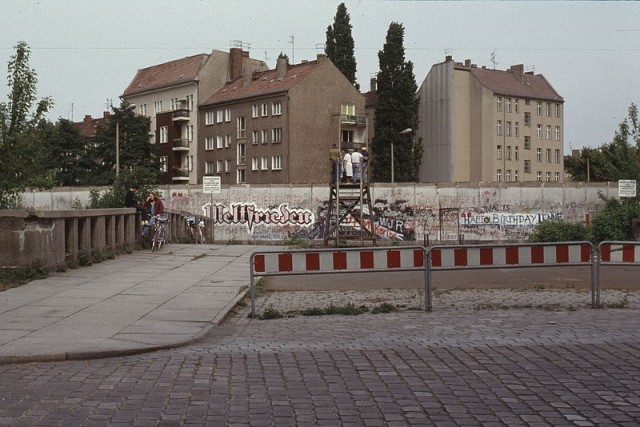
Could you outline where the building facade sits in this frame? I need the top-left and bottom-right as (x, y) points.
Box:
(418, 56), (564, 183)
(198, 54), (367, 185)
(121, 48), (268, 184)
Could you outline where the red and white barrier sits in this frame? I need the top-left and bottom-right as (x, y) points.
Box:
(599, 242), (640, 264)
(252, 247), (425, 275)
(430, 242), (593, 269)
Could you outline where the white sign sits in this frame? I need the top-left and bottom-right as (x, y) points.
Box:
(618, 179), (636, 198)
(202, 176), (221, 194)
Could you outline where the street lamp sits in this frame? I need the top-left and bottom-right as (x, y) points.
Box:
(391, 128), (413, 183)
(115, 103), (135, 177)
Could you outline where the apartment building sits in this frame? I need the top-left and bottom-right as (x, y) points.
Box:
(121, 48), (268, 184)
(198, 54), (366, 185)
(418, 56), (564, 183)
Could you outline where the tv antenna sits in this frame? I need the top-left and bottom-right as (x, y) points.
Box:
(288, 35), (295, 64)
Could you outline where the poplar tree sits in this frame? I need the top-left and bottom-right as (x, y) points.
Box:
(325, 2), (358, 89)
(371, 22), (422, 182)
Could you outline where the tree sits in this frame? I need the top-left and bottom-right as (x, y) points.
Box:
(565, 103), (640, 182)
(86, 101), (158, 186)
(325, 2), (358, 89)
(277, 52), (290, 65)
(43, 119), (92, 186)
(370, 22), (422, 182)
(0, 41), (53, 208)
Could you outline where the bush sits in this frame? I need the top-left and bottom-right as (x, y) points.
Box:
(528, 220), (590, 243)
(589, 196), (640, 243)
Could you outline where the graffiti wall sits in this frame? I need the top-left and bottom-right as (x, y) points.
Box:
(22, 182), (619, 243)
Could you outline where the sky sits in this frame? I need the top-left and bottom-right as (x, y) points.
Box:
(1, 0), (639, 154)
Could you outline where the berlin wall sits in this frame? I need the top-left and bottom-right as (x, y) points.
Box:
(20, 182), (620, 243)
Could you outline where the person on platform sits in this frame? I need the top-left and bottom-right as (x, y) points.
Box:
(360, 146), (369, 183)
(351, 148), (363, 184)
(329, 143), (342, 183)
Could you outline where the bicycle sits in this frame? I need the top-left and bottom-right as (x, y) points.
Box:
(186, 215), (205, 244)
(151, 215), (169, 252)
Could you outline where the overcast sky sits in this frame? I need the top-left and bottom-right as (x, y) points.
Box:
(1, 0), (639, 153)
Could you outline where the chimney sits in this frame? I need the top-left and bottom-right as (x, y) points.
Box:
(317, 53), (327, 62)
(276, 57), (287, 80)
(83, 114), (92, 124)
(370, 77), (377, 92)
(103, 111), (111, 119)
(510, 64), (524, 75)
(445, 55), (453, 62)
(229, 47), (244, 80)
(464, 59), (471, 67)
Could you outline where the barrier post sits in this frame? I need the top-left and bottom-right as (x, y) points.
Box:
(592, 248), (600, 308)
(425, 250), (433, 312)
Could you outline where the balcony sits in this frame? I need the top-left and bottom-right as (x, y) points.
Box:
(340, 114), (367, 126)
(172, 109), (190, 122)
(172, 167), (190, 181)
(172, 138), (190, 151)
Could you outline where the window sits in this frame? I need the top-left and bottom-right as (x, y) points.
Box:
(341, 103), (355, 115)
(524, 160), (531, 173)
(224, 108), (231, 122)
(205, 161), (215, 175)
(515, 122), (519, 137)
(496, 120), (502, 136)
(496, 97), (502, 112)
(546, 149), (551, 163)
(515, 146), (520, 161)
(224, 135), (232, 148)
(272, 101), (282, 116)
(555, 103), (561, 118)
(524, 136), (531, 150)
(224, 159), (231, 173)
(524, 112), (531, 126)
(205, 136), (215, 150)
(525, 99), (530, 105)
(216, 110), (224, 123)
(514, 170), (519, 182)
(236, 117), (246, 139)
(261, 103), (268, 117)
(251, 158), (260, 171)
(555, 149), (561, 163)
(546, 172), (551, 182)
(171, 98), (178, 111)
(506, 98), (511, 113)
(154, 100), (163, 114)
(496, 169), (502, 182)
(555, 126), (561, 141)
(139, 104), (147, 116)
(237, 143), (246, 166)
(186, 125), (194, 142)
(537, 171), (542, 181)
(497, 145), (502, 160)
(216, 136), (224, 149)
(261, 129), (269, 144)
(342, 130), (354, 144)
(252, 130), (259, 144)
(252, 104), (259, 118)
(159, 126), (168, 144)
(546, 125), (552, 140)
(514, 99), (519, 113)
(536, 124), (542, 139)
(536, 148), (542, 162)
(555, 172), (560, 182)
(187, 155), (193, 172)
(205, 111), (214, 125)
(272, 128), (283, 143)
(160, 156), (168, 173)
(186, 95), (194, 111)
(237, 169), (246, 184)
(546, 103), (551, 117)
(272, 155), (282, 170)
(216, 160), (224, 173)
(536, 101), (542, 115)
(506, 121), (512, 137)
(506, 170), (512, 182)
(506, 145), (512, 160)
(261, 157), (268, 170)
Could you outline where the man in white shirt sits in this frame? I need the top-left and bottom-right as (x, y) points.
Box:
(351, 149), (363, 184)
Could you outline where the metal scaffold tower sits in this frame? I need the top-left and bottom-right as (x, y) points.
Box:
(323, 181), (376, 247)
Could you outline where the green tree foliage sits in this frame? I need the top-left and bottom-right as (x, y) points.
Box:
(43, 119), (93, 186)
(325, 3), (358, 89)
(277, 52), (290, 65)
(0, 41), (53, 208)
(86, 101), (158, 186)
(370, 22), (422, 182)
(528, 220), (590, 243)
(565, 103), (640, 181)
(589, 196), (640, 243)
(87, 168), (158, 209)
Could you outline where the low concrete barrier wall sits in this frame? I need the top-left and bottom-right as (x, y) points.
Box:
(0, 208), (138, 270)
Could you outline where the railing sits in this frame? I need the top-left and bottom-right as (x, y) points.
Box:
(172, 168), (190, 178)
(340, 114), (367, 126)
(172, 109), (190, 121)
(172, 138), (190, 150)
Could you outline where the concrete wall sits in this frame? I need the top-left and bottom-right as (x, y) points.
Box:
(18, 182), (619, 244)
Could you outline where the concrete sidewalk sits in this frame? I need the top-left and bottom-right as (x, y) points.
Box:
(0, 244), (266, 364)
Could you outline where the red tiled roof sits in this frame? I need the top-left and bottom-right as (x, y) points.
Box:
(122, 54), (210, 97)
(200, 60), (321, 106)
(470, 67), (563, 102)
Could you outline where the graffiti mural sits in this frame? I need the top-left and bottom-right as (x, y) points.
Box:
(204, 203), (314, 232)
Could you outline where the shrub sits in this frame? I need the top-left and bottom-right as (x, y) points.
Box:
(528, 220), (590, 243)
(589, 196), (640, 243)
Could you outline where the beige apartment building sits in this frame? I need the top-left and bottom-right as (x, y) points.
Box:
(121, 48), (268, 184)
(418, 56), (564, 183)
(198, 54), (366, 185)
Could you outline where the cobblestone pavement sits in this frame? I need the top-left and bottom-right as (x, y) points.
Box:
(1, 289), (640, 426)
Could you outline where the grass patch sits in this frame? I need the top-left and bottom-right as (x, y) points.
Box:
(260, 304), (285, 320)
(371, 302), (397, 314)
(282, 235), (312, 248)
(0, 266), (48, 292)
(191, 253), (207, 261)
(600, 292), (630, 309)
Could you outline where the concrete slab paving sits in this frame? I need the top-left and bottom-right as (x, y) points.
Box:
(0, 244), (262, 363)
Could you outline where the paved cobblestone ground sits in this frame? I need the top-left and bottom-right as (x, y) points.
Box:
(1, 289), (639, 426)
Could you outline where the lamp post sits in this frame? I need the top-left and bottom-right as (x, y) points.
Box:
(115, 103), (136, 177)
(391, 128), (413, 183)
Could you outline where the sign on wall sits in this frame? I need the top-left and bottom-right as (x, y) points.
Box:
(618, 179), (636, 198)
(202, 176), (221, 194)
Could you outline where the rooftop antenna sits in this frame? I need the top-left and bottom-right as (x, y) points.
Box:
(288, 35), (295, 64)
(105, 98), (113, 110)
(444, 48), (453, 58)
(490, 50), (498, 70)
(69, 103), (74, 121)
(525, 65), (536, 74)
(315, 43), (325, 53)
(230, 40), (251, 51)
(264, 50), (269, 63)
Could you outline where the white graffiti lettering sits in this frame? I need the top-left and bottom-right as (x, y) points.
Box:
(459, 212), (563, 226)
(203, 203), (315, 232)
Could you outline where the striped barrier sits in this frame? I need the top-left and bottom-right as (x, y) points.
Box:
(595, 241), (640, 307)
(250, 246), (428, 316)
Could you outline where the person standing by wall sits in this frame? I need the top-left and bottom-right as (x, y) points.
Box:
(329, 143), (342, 183)
(360, 146), (369, 183)
(343, 149), (353, 183)
(351, 148), (363, 183)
